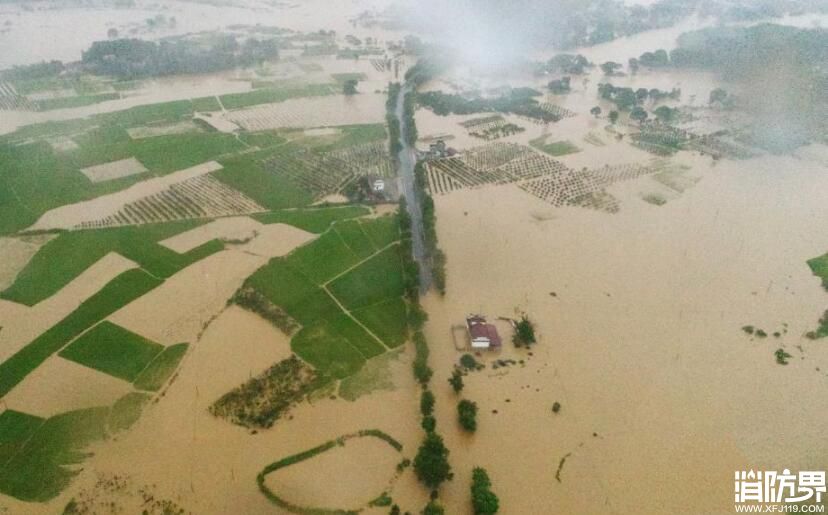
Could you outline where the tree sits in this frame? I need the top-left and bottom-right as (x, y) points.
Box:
(513, 315), (536, 346)
(654, 105), (676, 122)
(458, 399), (478, 432)
(609, 110), (619, 124)
(630, 106), (648, 123)
(590, 106), (602, 118)
(709, 87), (729, 105)
(422, 415), (436, 432)
(600, 61), (621, 75)
(628, 57), (639, 74)
(343, 79), (358, 95)
(449, 369), (464, 393)
(471, 467), (500, 514)
(421, 390), (435, 416)
(390, 505), (401, 515)
(422, 500), (445, 515)
(635, 88), (649, 101)
(414, 432), (452, 489)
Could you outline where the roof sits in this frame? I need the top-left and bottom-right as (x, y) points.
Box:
(467, 316), (501, 347)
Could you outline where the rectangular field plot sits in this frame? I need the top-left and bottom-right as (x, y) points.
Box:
(352, 298), (408, 349)
(334, 220), (376, 259)
(285, 230), (360, 285)
(0, 410), (44, 465)
(59, 321), (164, 382)
(133, 343), (189, 391)
(328, 314), (385, 357)
(359, 215), (400, 250)
(0, 269), (162, 398)
(328, 245), (404, 309)
(226, 94), (385, 131)
(1, 220), (221, 306)
(81, 157), (148, 183)
(0, 406), (110, 502)
(253, 205), (370, 233)
(245, 260), (342, 326)
(291, 321), (366, 379)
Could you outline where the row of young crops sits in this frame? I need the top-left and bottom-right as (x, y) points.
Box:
(0, 82), (36, 111)
(76, 175), (264, 229)
(425, 142), (660, 212)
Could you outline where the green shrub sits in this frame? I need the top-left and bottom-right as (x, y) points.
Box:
(420, 390), (435, 416)
(458, 400), (478, 432)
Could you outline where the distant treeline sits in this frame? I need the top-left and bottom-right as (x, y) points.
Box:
(417, 88), (560, 122)
(0, 34), (282, 82)
(82, 36), (280, 79)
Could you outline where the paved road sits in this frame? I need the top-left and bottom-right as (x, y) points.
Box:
(395, 84), (432, 293)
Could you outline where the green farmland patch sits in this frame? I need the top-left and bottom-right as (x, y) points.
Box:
(133, 343), (189, 391)
(530, 136), (581, 156)
(807, 252), (828, 290)
(0, 269), (162, 398)
(290, 321), (366, 379)
(219, 83), (335, 110)
(214, 151), (313, 210)
(0, 407), (110, 501)
(285, 230), (360, 284)
(245, 260), (342, 326)
(329, 245), (404, 309)
(254, 205), (370, 233)
(35, 93), (120, 111)
(360, 214), (400, 250)
(107, 392), (151, 433)
(59, 321), (164, 382)
(352, 298), (408, 349)
(334, 219), (377, 259)
(329, 313), (386, 358)
(0, 410), (44, 465)
(2, 221), (222, 306)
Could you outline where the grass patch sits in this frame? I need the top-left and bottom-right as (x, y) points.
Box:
(352, 298), (408, 349)
(213, 151), (313, 210)
(245, 259), (342, 326)
(334, 219), (377, 259)
(0, 410), (44, 465)
(2, 221), (221, 306)
(0, 407), (110, 501)
(339, 349), (401, 402)
(253, 205), (370, 233)
(107, 392), (150, 433)
(133, 342), (189, 391)
(285, 230), (360, 285)
(360, 214), (400, 250)
(218, 83), (335, 110)
(0, 269), (162, 397)
(329, 245), (404, 310)
(529, 136), (581, 156)
(329, 313), (385, 357)
(191, 95), (222, 112)
(807, 253), (828, 290)
(291, 321), (366, 379)
(59, 321), (164, 382)
(35, 93), (120, 111)
(0, 130), (243, 235)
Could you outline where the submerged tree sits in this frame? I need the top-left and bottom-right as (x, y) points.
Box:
(609, 110), (619, 124)
(590, 106), (602, 118)
(343, 79), (358, 95)
(458, 399), (478, 432)
(414, 431), (453, 489)
(471, 467), (500, 514)
(513, 315), (536, 346)
(449, 368), (464, 393)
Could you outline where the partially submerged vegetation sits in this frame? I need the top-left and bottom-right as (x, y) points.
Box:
(210, 355), (329, 430)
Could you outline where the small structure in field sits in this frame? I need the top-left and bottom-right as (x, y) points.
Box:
(466, 315), (501, 350)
